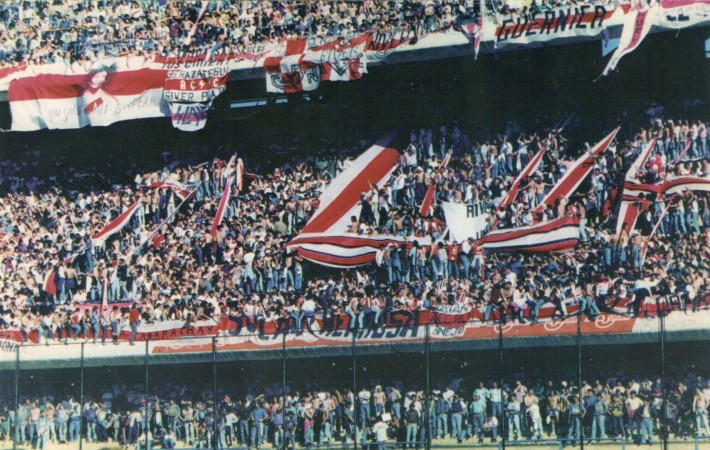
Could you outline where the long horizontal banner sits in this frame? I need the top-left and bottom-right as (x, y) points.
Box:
(0, 295), (699, 348)
(2, 307), (709, 369)
(3, 1), (709, 131)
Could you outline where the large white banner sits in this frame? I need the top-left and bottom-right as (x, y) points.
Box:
(441, 202), (490, 242)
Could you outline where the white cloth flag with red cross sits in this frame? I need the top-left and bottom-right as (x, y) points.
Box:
(263, 40), (320, 94)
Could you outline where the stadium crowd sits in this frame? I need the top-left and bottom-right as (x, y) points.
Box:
(0, 0), (479, 69)
(0, 114), (708, 346)
(2, 371), (710, 449)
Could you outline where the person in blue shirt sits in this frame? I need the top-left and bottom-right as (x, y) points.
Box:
(435, 395), (450, 439)
(84, 403), (97, 443)
(270, 408), (284, 449)
(249, 402), (267, 449)
(470, 393), (487, 442)
(14, 403), (26, 444)
(591, 393), (609, 441)
(566, 395), (584, 446)
(68, 404), (81, 442)
(450, 396), (465, 443)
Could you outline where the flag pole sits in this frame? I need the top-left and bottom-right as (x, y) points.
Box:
(130, 188), (197, 257)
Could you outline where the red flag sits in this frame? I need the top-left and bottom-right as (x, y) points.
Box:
(419, 184), (436, 217)
(210, 178), (233, 238)
(43, 269), (57, 296)
(672, 138), (692, 165)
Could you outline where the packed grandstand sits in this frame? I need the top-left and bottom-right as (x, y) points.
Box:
(1, 1), (710, 450)
(0, 118), (707, 344)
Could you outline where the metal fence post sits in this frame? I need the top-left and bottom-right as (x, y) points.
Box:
(145, 340), (150, 450)
(79, 342), (85, 450)
(425, 323), (430, 450)
(282, 331), (287, 450)
(212, 336), (218, 450)
(352, 330), (357, 450)
(577, 311), (584, 450)
(660, 308), (668, 450)
(499, 321), (506, 450)
(13, 345), (19, 450)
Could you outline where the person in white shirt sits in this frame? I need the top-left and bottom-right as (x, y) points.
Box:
(371, 416), (389, 449)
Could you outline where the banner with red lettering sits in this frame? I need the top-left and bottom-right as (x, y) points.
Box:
(163, 60), (229, 131)
(3, 301), (707, 362)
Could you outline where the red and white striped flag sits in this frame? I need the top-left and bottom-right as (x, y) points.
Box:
(288, 133), (402, 267)
(497, 145), (547, 215)
(147, 181), (192, 201)
(662, 175), (710, 196)
(536, 128), (619, 211)
(299, 133), (400, 234)
(616, 138), (658, 233)
(91, 200), (142, 244)
(418, 153), (451, 217)
(183, 1), (210, 47)
(478, 216), (580, 253)
(236, 158), (245, 191)
(222, 154), (237, 184)
(210, 178), (233, 239)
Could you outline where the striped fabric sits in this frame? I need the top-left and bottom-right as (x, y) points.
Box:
(536, 127), (620, 211)
(478, 216), (580, 253)
(288, 134), (402, 268)
(91, 200), (142, 244)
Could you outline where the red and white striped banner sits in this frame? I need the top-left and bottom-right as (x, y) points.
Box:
(289, 233), (405, 268)
(289, 134), (401, 267)
(615, 138), (657, 233)
(536, 128), (619, 211)
(662, 175), (710, 196)
(163, 59), (229, 131)
(91, 200), (142, 244)
(672, 138), (693, 164)
(478, 216), (580, 253)
(303, 37), (368, 82)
